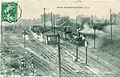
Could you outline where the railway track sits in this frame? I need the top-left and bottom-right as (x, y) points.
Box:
(27, 39), (79, 77)
(3, 35), (53, 76)
(27, 33), (95, 77)
(10, 37), (78, 77)
(4, 34), (74, 77)
(4, 32), (120, 77)
(28, 32), (120, 77)
(61, 40), (120, 76)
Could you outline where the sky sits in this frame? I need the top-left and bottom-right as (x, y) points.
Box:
(1, 0), (120, 19)
(1, 0), (120, 2)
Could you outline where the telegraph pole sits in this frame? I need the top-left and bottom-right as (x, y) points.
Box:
(76, 16), (77, 23)
(75, 29), (80, 61)
(58, 34), (61, 77)
(89, 17), (91, 25)
(91, 15), (96, 48)
(51, 12), (55, 35)
(1, 16), (3, 51)
(51, 11), (52, 27)
(1, 5), (4, 75)
(43, 8), (46, 28)
(93, 28), (96, 48)
(53, 16), (55, 35)
(91, 15), (93, 25)
(1, 3), (3, 51)
(110, 9), (112, 40)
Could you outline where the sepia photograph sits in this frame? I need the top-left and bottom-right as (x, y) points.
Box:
(0, 0), (120, 77)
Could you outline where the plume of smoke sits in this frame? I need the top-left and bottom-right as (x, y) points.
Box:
(79, 23), (105, 48)
(80, 23), (105, 37)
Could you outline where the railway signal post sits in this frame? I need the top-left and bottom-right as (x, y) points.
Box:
(22, 30), (28, 48)
(74, 28), (81, 61)
(85, 40), (88, 66)
(75, 41), (79, 61)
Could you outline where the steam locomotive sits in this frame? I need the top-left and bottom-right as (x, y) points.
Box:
(31, 25), (86, 46)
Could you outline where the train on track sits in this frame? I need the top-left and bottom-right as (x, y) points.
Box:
(31, 25), (86, 46)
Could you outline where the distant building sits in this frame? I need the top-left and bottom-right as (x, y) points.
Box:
(31, 25), (58, 45)
(111, 12), (120, 24)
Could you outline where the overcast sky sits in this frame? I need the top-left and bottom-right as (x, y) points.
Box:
(1, 0), (120, 2)
(1, 1), (120, 19)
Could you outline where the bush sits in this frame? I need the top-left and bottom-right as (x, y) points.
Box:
(99, 38), (120, 59)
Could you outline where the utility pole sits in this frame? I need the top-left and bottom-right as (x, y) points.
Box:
(110, 9), (112, 40)
(75, 29), (80, 61)
(43, 8), (46, 28)
(89, 17), (91, 25)
(51, 12), (56, 35)
(51, 11), (52, 27)
(93, 28), (96, 48)
(53, 16), (55, 35)
(58, 34), (61, 77)
(1, 17), (3, 51)
(76, 16), (77, 23)
(91, 15), (93, 25)
(1, 9), (5, 74)
(1, 3), (3, 51)
(91, 15), (96, 48)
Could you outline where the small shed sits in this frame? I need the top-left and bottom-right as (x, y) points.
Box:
(31, 25), (58, 45)
(44, 31), (58, 45)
